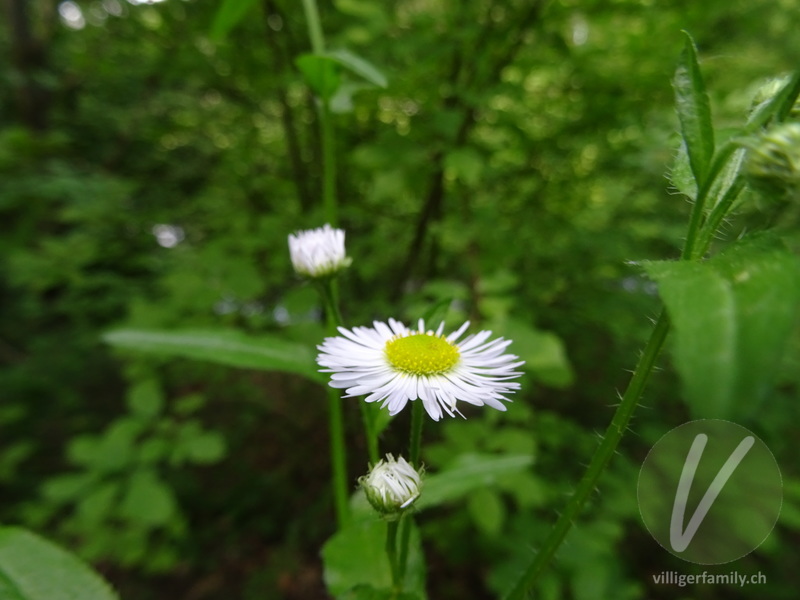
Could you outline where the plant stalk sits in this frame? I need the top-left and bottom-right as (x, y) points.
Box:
(396, 401), (425, 588)
(503, 310), (670, 600)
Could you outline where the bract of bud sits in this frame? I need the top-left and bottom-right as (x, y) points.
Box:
(288, 224), (351, 279)
(745, 122), (800, 200)
(359, 454), (422, 519)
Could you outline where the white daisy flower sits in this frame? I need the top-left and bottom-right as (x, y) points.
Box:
(360, 454), (422, 517)
(317, 318), (524, 421)
(288, 224), (351, 278)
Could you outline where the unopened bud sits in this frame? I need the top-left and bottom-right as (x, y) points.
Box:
(746, 122), (800, 200)
(288, 224), (351, 279)
(359, 454), (422, 519)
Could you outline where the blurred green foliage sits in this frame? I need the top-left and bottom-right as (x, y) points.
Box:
(2, 0), (800, 599)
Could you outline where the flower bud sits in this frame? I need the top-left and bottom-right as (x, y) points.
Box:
(746, 122), (800, 200)
(359, 454), (422, 519)
(288, 224), (351, 279)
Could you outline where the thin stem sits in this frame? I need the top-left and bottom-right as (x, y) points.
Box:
(408, 400), (424, 467)
(504, 311), (670, 600)
(327, 386), (350, 529)
(695, 174), (746, 258)
(320, 101), (338, 225)
(361, 403), (379, 465)
(318, 280), (344, 330)
(396, 401), (425, 589)
(681, 140), (738, 260)
(300, 0), (325, 54)
(396, 515), (411, 590)
(299, 0), (337, 225)
(319, 279), (349, 528)
(386, 520), (401, 591)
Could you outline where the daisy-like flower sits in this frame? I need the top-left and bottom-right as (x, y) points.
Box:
(360, 454), (422, 518)
(288, 224), (351, 278)
(317, 318), (524, 421)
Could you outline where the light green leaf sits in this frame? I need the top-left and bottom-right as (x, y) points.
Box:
(103, 328), (323, 383)
(209, 0), (259, 42)
(295, 54), (341, 101)
(416, 453), (534, 510)
(127, 378), (164, 420)
(322, 519), (425, 598)
(325, 48), (388, 88)
(669, 142), (697, 200)
(467, 487), (506, 535)
(643, 235), (800, 419)
(0, 527), (119, 600)
(182, 429), (227, 464)
(493, 319), (574, 388)
(119, 470), (177, 526)
(673, 32), (714, 186)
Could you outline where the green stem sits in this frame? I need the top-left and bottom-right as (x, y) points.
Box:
(327, 386), (349, 529)
(299, 0), (337, 225)
(318, 280), (344, 330)
(681, 140), (738, 260)
(695, 174), (746, 257)
(320, 100), (338, 225)
(386, 519), (401, 591)
(319, 279), (349, 528)
(300, 0), (325, 54)
(504, 311), (670, 600)
(408, 400), (424, 467)
(361, 403), (379, 465)
(396, 401), (425, 588)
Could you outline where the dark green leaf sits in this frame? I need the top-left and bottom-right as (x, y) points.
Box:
(416, 453), (534, 510)
(209, 0), (259, 42)
(322, 519), (425, 598)
(103, 328), (324, 383)
(0, 527), (119, 600)
(295, 54), (341, 101)
(338, 585), (421, 600)
(643, 235), (800, 419)
(673, 32), (715, 185)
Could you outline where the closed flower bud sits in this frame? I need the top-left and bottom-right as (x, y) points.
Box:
(746, 122), (800, 200)
(288, 224), (351, 279)
(360, 454), (422, 519)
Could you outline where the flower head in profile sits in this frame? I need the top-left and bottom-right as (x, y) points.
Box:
(317, 318), (524, 421)
(288, 224), (351, 278)
(360, 454), (422, 518)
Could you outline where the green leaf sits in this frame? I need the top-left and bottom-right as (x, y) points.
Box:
(126, 378), (164, 420)
(338, 585), (421, 600)
(119, 470), (177, 526)
(467, 487), (506, 535)
(209, 0), (259, 42)
(322, 519), (425, 598)
(0, 526), (119, 600)
(180, 428), (227, 464)
(416, 453), (534, 510)
(325, 48), (388, 88)
(295, 54), (341, 101)
(673, 32), (714, 186)
(103, 328), (324, 383)
(669, 141), (697, 200)
(643, 235), (800, 419)
(493, 319), (574, 388)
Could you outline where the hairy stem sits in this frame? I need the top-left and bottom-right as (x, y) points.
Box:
(504, 311), (670, 600)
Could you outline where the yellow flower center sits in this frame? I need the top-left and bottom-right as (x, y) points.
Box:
(385, 333), (460, 375)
